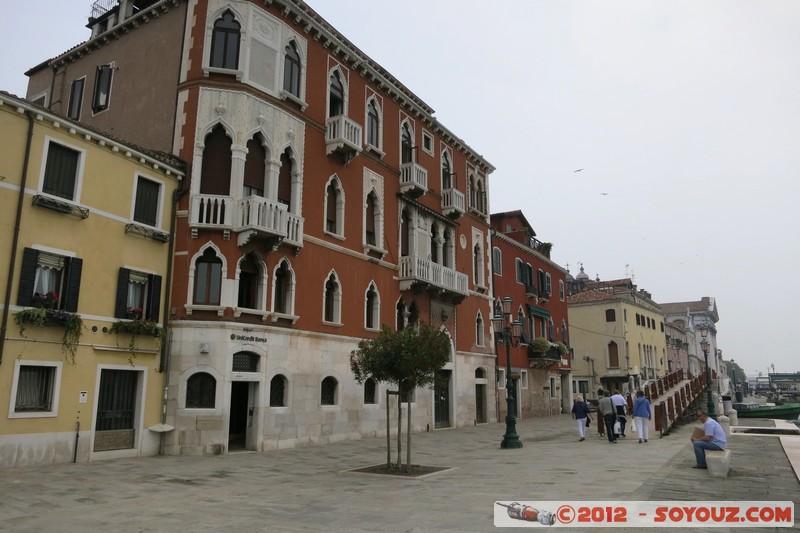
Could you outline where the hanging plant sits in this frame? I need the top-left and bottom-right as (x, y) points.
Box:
(109, 319), (165, 365)
(528, 337), (551, 358)
(14, 308), (83, 363)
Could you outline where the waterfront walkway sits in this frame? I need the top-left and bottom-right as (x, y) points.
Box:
(1, 415), (798, 532)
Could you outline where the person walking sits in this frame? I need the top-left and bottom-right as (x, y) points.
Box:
(691, 410), (727, 469)
(598, 390), (617, 443)
(571, 395), (592, 441)
(611, 390), (628, 437)
(632, 390), (651, 443)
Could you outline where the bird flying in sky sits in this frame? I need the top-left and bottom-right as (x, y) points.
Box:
(574, 169), (584, 173)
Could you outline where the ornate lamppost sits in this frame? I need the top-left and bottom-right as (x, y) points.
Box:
(699, 325), (715, 419)
(493, 296), (523, 449)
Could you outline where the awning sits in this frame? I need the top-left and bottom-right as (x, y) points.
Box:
(527, 304), (550, 318)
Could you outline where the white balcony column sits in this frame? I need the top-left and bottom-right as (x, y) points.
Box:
(266, 160), (280, 202)
(433, 236), (444, 266)
(230, 146), (247, 197)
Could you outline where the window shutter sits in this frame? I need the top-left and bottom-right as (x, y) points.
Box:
(147, 274), (162, 322)
(115, 268), (130, 318)
(63, 257), (83, 313)
(17, 248), (39, 306)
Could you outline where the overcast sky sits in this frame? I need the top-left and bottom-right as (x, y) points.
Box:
(2, 1), (798, 377)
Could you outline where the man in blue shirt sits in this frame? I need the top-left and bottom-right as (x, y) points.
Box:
(691, 410), (727, 469)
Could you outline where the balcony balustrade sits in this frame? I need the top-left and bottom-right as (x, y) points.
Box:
(399, 255), (468, 301)
(326, 115), (362, 157)
(399, 162), (428, 196)
(441, 188), (465, 218)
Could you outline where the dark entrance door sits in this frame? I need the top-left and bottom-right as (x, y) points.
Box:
(94, 369), (137, 452)
(229, 382), (249, 450)
(475, 383), (487, 423)
(434, 370), (451, 428)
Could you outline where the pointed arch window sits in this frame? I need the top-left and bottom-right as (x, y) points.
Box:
(329, 70), (344, 118)
(442, 152), (452, 189)
(273, 260), (293, 314)
(396, 299), (407, 331)
(430, 224), (440, 264)
(283, 41), (301, 97)
(365, 191), (379, 246)
(473, 243), (484, 287)
(194, 248), (222, 305)
(400, 208), (411, 257)
(278, 149), (293, 208)
(325, 177), (343, 235)
(243, 135), (266, 197)
(210, 11), (240, 70)
(200, 125), (232, 196)
(365, 283), (380, 330)
(323, 272), (341, 324)
(237, 253), (261, 309)
(401, 122), (413, 164)
(366, 98), (380, 149)
(476, 313), (485, 346)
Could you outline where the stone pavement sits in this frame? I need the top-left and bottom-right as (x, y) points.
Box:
(1, 415), (798, 532)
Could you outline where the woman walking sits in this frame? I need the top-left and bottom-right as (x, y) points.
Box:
(571, 395), (592, 441)
(632, 390), (651, 443)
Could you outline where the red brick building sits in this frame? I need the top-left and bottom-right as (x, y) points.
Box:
(27, 0), (497, 454)
(490, 211), (571, 418)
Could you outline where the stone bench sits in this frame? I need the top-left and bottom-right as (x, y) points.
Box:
(705, 449), (731, 478)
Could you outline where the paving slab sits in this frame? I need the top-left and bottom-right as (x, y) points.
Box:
(0, 414), (797, 532)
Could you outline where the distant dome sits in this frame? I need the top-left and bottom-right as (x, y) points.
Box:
(576, 265), (589, 280)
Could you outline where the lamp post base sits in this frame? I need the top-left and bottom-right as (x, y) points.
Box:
(500, 416), (523, 449)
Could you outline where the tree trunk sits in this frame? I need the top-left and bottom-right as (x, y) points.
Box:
(406, 397), (411, 468)
(396, 391), (402, 469)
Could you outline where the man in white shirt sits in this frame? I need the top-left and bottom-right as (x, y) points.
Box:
(690, 410), (727, 469)
(610, 390), (628, 437)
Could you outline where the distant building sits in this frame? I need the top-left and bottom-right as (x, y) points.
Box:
(0, 91), (184, 467)
(568, 274), (668, 397)
(490, 211), (570, 417)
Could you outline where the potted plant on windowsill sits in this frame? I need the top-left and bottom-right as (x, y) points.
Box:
(14, 307), (83, 363)
(110, 318), (165, 364)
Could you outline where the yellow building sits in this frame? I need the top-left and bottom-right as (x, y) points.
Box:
(567, 278), (667, 400)
(0, 92), (184, 468)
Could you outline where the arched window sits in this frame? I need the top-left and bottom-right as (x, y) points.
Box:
(430, 224), (440, 264)
(210, 11), (240, 70)
(365, 191), (378, 246)
(283, 41), (301, 96)
(328, 70), (344, 118)
(323, 272), (340, 323)
(562, 320), (569, 344)
(325, 177), (343, 235)
(269, 374), (287, 407)
(608, 341), (620, 368)
(237, 253), (261, 309)
(200, 125), (231, 196)
(475, 367), (487, 379)
(243, 135), (266, 197)
(400, 208), (411, 257)
(321, 376), (338, 405)
(366, 98), (380, 148)
(278, 148), (293, 208)
(476, 179), (485, 213)
(396, 299), (407, 331)
(194, 248), (222, 305)
(476, 313), (484, 346)
(186, 372), (216, 408)
(473, 244), (484, 287)
(443, 228), (454, 269)
(442, 151), (452, 189)
(401, 122), (413, 164)
(273, 259), (293, 314)
(469, 174), (477, 209)
(365, 283), (379, 329)
(492, 247), (502, 275)
(364, 378), (377, 404)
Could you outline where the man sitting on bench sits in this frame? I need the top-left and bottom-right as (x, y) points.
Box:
(690, 410), (727, 469)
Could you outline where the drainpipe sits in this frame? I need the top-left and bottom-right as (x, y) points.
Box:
(0, 110), (35, 365)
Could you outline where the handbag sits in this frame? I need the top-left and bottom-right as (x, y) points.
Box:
(631, 420), (637, 433)
(613, 420), (621, 434)
(585, 417), (591, 427)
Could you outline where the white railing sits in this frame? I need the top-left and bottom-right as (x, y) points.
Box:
(400, 162), (428, 194)
(285, 213), (304, 247)
(191, 194), (233, 228)
(441, 188), (465, 216)
(326, 115), (362, 154)
(399, 255), (468, 296)
(237, 196), (288, 236)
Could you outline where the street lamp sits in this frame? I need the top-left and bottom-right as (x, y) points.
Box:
(731, 358), (741, 403)
(493, 296), (523, 449)
(699, 325), (715, 419)
(583, 355), (595, 398)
